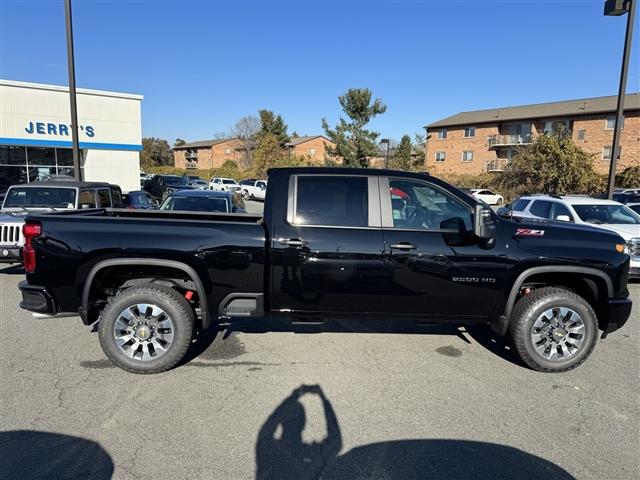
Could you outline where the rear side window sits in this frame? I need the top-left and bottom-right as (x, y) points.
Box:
(530, 200), (552, 218)
(294, 176), (368, 227)
(79, 190), (96, 208)
(511, 198), (530, 211)
(110, 188), (123, 207)
(97, 189), (111, 207)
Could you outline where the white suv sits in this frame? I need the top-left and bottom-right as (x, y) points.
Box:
(209, 177), (241, 193)
(508, 195), (640, 278)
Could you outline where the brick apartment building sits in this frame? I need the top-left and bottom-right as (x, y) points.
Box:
(174, 135), (336, 170)
(173, 138), (244, 169)
(285, 136), (335, 163)
(424, 94), (640, 175)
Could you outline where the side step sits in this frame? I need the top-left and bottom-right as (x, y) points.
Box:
(218, 293), (263, 318)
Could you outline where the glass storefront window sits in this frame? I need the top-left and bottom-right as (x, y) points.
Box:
(26, 147), (56, 166)
(56, 149), (74, 166)
(0, 146), (27, 165)
(29, 166), (57, 182)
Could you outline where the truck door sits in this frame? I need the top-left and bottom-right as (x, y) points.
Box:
(269, 174), (388, 315)
(378, 176), (506, 321)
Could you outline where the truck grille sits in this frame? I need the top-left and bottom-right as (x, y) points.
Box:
(629, 238), (640, 258)
(0, 224), (23, 246)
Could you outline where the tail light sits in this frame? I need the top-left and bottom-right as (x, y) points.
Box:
(22, 222), (42, 273)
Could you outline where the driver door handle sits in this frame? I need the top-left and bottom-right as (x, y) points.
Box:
(279, 238), (307, 247)
(390, 242), (417, 250)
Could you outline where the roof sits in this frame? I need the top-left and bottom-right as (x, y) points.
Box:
(173, 138), (237, 150)
(0, 79), (143, 100)
(285, 136), (332, 147)
(166, 189), (234, 198)
(426, 93), (640, 129)
(11, 181), (115, 188)
(520, 194), (621, 205)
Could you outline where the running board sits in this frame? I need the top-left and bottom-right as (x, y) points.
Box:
(218, 293), (263, 317)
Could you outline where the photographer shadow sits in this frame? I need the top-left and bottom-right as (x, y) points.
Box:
(256, 385), (575, 480)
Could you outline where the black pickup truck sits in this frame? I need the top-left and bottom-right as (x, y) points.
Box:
(18, 168), (632, 373)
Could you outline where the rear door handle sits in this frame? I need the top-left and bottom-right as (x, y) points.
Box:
(279, 238), (307, 247)
(390, 242), (417, 250)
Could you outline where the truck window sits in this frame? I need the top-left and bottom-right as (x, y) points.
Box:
(511, 198), (530, 211)
(387, 179), (471, 230)
(551, 203), (573, 222)
(294, 176), (368, 227)
(530, 200), (552, 219)
(97, 189), (111, 207)
(79, 190), (96, 208)
(110, 188), (123, 208)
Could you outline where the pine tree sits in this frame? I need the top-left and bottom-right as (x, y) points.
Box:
(322, 88), (387, 167)
(258, 110), (289, 145)
(391, 135), (413, 170)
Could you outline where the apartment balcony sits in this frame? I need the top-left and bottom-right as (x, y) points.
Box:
(486, 159), (509, 173)
(487, 134), (533, 149)
(185, 151), (198, 160)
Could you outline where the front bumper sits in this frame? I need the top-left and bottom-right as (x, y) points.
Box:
(19, 281), (56, 314)
(0, 246), (21, 263)
(601, 297), (633, 337)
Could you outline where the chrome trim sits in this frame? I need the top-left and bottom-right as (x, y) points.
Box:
(32, 312), (77, 319)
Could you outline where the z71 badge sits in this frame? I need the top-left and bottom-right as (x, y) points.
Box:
(515, 228), (545, 236)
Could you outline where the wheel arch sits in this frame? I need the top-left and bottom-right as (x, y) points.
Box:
(82, 258), (210, 329)
(493, 266), (613, 335)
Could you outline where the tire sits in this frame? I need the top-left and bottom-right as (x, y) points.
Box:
(496, 197), (503, 206)
(98, 285), (194, 374)
(509, 287), (598, 372)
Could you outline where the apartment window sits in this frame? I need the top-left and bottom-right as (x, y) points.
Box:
(463, 127), (476, 138)
(605, 115), (624, 130)
(577, 129), (586, 140)
(602, 146), (613, 160)
(308, 148), (316, 155)
(461, 151), (474, 162)
(544, 120), (571, 133)
(224, 148), (231, 154)
(437, 129), (447, 140)
(435, 151), (446, 162)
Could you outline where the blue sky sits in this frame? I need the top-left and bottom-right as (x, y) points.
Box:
(1, 0), (638, 143)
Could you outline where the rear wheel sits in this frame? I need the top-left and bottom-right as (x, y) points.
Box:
(509, 287), (598, 372)
(496, 197), (503, 205)
(98, 285), (194, 374)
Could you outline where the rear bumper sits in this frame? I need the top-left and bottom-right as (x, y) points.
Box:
(18, 281), (56, 314)
(0, 246), (21, 263)
(602, 297), (633, 337)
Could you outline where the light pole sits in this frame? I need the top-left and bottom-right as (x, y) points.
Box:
(381, 138), (390, 169)
(604, 0), (636, 199)
(64, 0), (82, 181)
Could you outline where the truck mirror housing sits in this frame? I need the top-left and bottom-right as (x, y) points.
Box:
(556, 215), (571, 222)
(474, 204), (496, 247)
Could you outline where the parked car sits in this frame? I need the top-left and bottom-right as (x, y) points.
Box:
(502, 195), (639, 278)
(614, 188), (640, 195)
(143, 175), (192, 200)
(0, 181), (123, 264)
(466, 188), (504, 205)
(209, 177), (241, 193)
(188, 179), (209, 190)
(627, 203), (640, 215)
(241, 179), (268, 200)
(159, 190), (246, 213)
(18, 168), (632, 374)
(612, 192), (640, 205)
(123, 190), (158, 210)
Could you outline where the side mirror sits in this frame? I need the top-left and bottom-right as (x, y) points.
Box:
(474, 204), (496, 248)
(81, 204), (91, 209)
(556, 215), (571, 222)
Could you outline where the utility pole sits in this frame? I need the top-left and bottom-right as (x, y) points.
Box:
(64, 0), (82, 181)
(381, 138), (390, 169)
(604, 0), (636, 199)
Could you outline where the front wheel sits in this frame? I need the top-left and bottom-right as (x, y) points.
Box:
(98, 285), (194, 374)
(496, 197), (503, 205)
(509, 287), (598, 372)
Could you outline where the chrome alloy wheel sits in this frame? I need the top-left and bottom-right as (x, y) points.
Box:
(531, 307), (585, 361)
(113, 304), (175, 361)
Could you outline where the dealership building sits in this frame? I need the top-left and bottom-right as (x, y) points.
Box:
(0, 79), (143, 192)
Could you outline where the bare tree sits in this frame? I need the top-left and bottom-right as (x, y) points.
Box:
(232, 116), (260, 168)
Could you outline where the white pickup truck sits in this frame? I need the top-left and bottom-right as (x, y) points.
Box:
(241, 179), (268, 200)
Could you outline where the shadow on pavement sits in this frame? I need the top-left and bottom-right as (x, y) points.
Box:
(0, 264), (24, 275)
(255, 385), (575, 480)
(0, 430), (114, 479)
(210, 316), (525, 368)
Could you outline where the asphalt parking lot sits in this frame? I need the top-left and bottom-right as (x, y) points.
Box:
(0, 264), (638, 480)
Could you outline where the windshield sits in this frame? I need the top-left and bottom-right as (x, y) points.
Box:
(160, 196), (229, 212)
(222, 179), (237, 185)
(2, 187), (76, 209)
(572, 204), (640, 225)
(164, 176), (188, 186)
